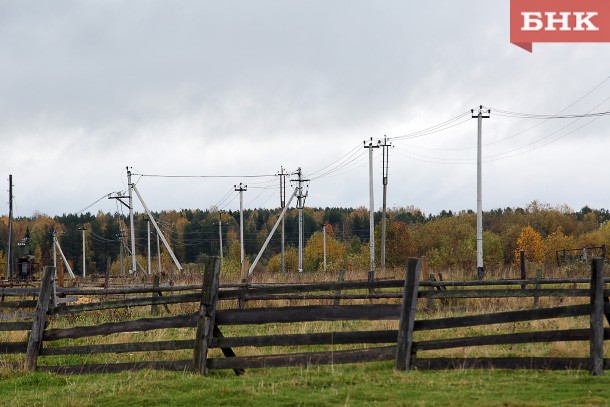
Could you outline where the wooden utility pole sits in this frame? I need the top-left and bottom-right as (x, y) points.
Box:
(379, 137), (392, 270)
(235, 183), (247, 272)
(293, 168), (308, 273)
(127, 167), (137, 274)
(279, 167), (287, 273)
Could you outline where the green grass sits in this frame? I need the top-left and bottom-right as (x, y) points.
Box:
(1, 363), (610, 406)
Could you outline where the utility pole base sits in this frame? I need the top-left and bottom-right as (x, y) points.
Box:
(367, 270), (374, 282)
(477, 267), (484, 280)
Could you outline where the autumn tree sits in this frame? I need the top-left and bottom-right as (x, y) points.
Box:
(304, 227), (346, 272)
(544, 227), (577, 265)
(514, 225), (545, 264)
(375, 221), (415, 268)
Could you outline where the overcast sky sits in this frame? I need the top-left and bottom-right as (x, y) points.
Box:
(1, 1), (609, 218)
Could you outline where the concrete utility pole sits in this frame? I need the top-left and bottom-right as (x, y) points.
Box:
(79, 226), (87, 278)
(293, 168), (309, 273)
(235, 183), (247, 268)
(364, 138), (379, 282)
(279, 167), (287, 273)
(379, 137), (392, 270)
(472, 106), (490, 280)
(6, 175), (13, 280)
(127, 167), (137, 274)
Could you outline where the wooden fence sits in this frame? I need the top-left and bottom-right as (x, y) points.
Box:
(0, 258), (608, 375)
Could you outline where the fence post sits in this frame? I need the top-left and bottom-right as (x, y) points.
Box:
(193, 257), (221, 374)
(590, 257), (605, 376)
(24, 266), (54, 371)
(395, 258), (422, 371)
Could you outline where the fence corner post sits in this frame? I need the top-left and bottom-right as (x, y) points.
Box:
(193, 257), (221, 375)
(590, 257), (605, 376)
(24, 265), (54, 371)
(395, 258), (422, 371)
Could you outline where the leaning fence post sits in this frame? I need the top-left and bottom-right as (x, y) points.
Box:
(24, 266), (54, 371)
(590, 258), (605, 376)
(193, 257), (221, 374)
(395, 258), (422, 371)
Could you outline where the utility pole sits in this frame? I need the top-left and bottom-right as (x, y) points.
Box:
(6, 175), (13, 280)
(146, 217), (151, 275)
(364, 138), (379, 282)
(379, 137), (392, 270)
(472, 106), (490, 280)
(126, 167), (137, 274)
(79, 226), (87, 278)
(218, 212), (223, 266)
(279, 166), (287, 273)
(323, 223), (327, 272)
(293, 168), (309, 273)
(235, 183), (247, 268)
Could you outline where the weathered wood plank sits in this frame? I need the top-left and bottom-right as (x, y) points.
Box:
(207, 346), (396, 370)
(414, 328), (610, 351)
(44, 314), (197, 341)
(0, 341), (28, 354)
(412, 357), (598, 371)
(24, 266), (54, 371)
(419, 289), (590, 299)
(0, 300), (38, 309)
(215, 304), (402, 326)
(213, 325), (245, 376)
(40, 340), (194, 356)
(39, 360), (192, 374)
(590, 258), (605, 376)
(415, 304), (594, 331)
(0, 321), (32, 331)
(212, 330), (398, 348)
(50, 293), (201, 315)
(396, 258), (422, 371)
(193, 257), (221, 374)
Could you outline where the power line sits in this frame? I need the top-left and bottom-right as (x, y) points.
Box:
(136, 173), (276, 179)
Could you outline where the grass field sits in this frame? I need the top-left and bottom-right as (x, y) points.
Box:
(1, 362), (610, 406)
(2, 265), (607, 406)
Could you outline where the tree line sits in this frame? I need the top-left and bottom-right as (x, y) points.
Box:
(1, 201), (609, 277)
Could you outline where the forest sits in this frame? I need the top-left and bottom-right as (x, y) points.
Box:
(1, 200), (610, 279)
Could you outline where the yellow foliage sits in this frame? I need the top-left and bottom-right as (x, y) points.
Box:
(514, 225), (545, 264)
